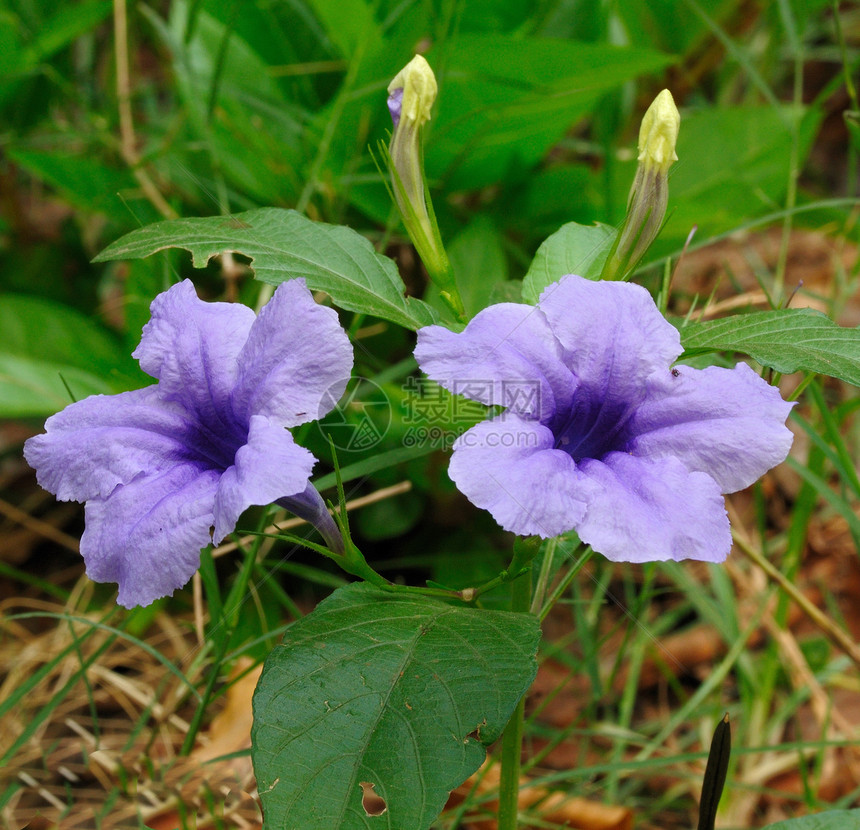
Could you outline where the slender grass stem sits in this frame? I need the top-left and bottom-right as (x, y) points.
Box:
(774, 0), (804, 302)
(733, 530), (860, 670)
(113, 0), (177, 219)
(497, 568), (532, 830)
(181, 516), (269, 755)
(538, 546), (593, 622)
(530, 538), (557, 615)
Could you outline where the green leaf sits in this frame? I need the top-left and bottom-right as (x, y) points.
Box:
(679, 309), (860, 386)
(0, 354), (123, 418)
(522, 222), (617, 303)
(144, 2), (308, 206)
(427, 35), (674, 190)
(615, 0), (728, 54)
(1, 0), (111, 79)
(25, 0), (111, 65)
(9, 149), (138, 214)
(354, 490), (424, 540)
(505, 164), (600, 239)
(0, 295), (141, 417)
(650, 105), (821, 258)
(0, 11), (24, 81)
(443, 217), (509, 318)
(761, 810), (860, 829)
(94, 208), (439, 330)
(1, 296), (127, 372)
(304, 0), (381, 58)
(252, 583), (541, 830)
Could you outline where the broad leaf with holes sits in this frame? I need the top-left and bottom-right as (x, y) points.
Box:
(94, 208), (439, 330)
(252, 583), (540, 830)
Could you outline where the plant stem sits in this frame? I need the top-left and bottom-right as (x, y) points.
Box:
(530, 538), (557, 615)
(538, 546), (593, 622)
(113, 0), (177, 219)
(773, 0), (803, 303)
(497, 568), (532, 830)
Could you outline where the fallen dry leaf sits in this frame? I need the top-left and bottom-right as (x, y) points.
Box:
(450, 761), (633, 830)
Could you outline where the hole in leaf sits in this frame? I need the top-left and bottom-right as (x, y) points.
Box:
(465, 719), (487, 743)
(359, 781), (387, 816)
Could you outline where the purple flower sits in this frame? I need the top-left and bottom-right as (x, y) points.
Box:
(24, 279), (352, 607)
(414, 275), (794, 563)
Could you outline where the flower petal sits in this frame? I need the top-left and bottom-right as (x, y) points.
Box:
(449, 415), (586, 537)
(415, 303), (575, 423)
(213, 414), (316, 541)
(231, 280), (354, 426)
(133, 280), (256, 421)
(626, 362), (794, 492)
(23, 386), (192, 502)
(538, 276), (682, 391)
(81, 464), (220, 608)
(576, 453), (730, 563)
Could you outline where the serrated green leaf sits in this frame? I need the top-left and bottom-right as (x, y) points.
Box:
(94, 208), (439, 330)
(762, 810), (860, 829)
(522, 222), (617, 303)
(252, 583), (541, 830)
(680, 309), (860, 386)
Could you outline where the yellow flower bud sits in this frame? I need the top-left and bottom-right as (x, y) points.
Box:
(603, 89), (681, 281)
(637, 89), (680, 173)
(384, 55), (463, 317)
(388, 54), (437, 130)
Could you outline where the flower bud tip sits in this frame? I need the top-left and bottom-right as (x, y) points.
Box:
(638, 89), (679, 172)
(387, 54), (437, 129)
